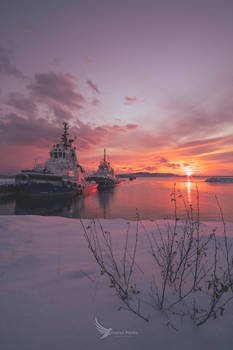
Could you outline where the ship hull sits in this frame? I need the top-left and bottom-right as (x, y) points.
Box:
(16, 184), (81, 197)
(15, 172), (83, 197)
(95, 177), (120, 189)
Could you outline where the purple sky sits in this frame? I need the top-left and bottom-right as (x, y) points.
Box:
(1, 0), (233, 174)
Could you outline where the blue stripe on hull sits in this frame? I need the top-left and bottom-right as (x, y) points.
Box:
(16, 183), (81, 196)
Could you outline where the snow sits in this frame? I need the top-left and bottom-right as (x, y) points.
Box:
(0, 215), (233, 349)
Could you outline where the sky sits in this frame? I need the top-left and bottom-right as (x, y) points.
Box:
(1, 0), (233, 175)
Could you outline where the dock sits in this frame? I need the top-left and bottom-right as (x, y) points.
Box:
(0, 179), (16, 195)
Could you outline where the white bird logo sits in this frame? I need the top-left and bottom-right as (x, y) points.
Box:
(95, 317), (112, 339)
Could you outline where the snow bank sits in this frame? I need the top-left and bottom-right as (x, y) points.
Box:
(0, 215), (233, 350)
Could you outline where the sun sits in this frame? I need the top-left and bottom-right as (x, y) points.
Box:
(186, 170), (192, 177)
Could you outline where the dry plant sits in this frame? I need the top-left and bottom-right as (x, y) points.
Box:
(146, 185), (233, 326)
(81, 211), (149, 322)
(82, 185), (233, 328)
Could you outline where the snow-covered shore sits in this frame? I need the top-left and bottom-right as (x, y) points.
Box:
(0, 215), (233, 350)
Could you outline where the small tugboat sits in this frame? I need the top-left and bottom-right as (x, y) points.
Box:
(87, 149), (119, 189)
(15, 123), (85, 197)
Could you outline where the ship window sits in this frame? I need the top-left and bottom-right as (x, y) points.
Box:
(59, 152), (62, 157)
(54, 152), (57, 158)
(63, 153), (65, 158)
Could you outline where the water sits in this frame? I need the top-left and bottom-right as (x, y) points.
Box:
(1, 177), (233, 221)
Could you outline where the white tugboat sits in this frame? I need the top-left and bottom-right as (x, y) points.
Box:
(15, 123), (85, 196)
(87, 149), (119, 189)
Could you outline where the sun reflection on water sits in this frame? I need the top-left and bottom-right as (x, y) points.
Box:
(187, 177), (191, 203)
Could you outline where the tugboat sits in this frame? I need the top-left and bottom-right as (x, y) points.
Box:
(15, 123), (85, 196)
(87, 149), (119, 189)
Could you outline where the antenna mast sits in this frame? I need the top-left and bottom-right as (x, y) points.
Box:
(62, 122), (69, 149)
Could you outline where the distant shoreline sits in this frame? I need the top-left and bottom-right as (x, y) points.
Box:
(117, 172), (207, 178)
(1, 173), (233, 179)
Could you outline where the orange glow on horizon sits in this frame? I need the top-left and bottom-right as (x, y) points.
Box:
(73, 138), (233, 176)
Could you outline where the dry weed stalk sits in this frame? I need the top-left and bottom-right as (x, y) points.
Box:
(82, 185), (233, 327)
(146, 186), (233, 326)
(81, 212), (149, 322)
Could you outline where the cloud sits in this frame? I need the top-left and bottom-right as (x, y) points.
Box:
(137, 133), (174, 149)
(91, 98), (101, 106)
(28, 72), (86, 110)
(166, 163), (181, 169)
(144, 166), (157, 171)
(108, 124), (126, 132)
(4, 69), (233, 175)
(0, 47), (24, 79)
(158, 157), (168, 163)
(64, 122), (133, 152)
(52, 106), (74, 122)
(0, 107), (135, 172)
(0, 113), (59, 147)
(86, 79), (100, 94)
(156, 156), (180, 169)
(6, 93), (37, 114)
(125, 124), (138, 130)
(0, 114), (62, 172)
(161, 95), (233, 141)
(124, 96), (138, 105)
(104, 123), (138, 133)
(198, 151), (233, 163)
(0, 113), (107, 171)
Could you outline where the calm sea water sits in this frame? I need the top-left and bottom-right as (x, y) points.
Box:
(1, 177), (233, 221)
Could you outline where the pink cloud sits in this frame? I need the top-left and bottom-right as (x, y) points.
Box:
(29, 72), (86, 110)
(86, 79), (100, 94)
(124, 96), (138, 105)
(91, 98), (101, 106)
(144, 166), (157, 171)
(0, 112), (137, 172)
(125, 123), (138, 130)
(6, 92), (37, 114)
(156, 156), (180, 169)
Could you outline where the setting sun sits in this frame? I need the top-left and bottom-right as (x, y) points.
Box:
(186, 170), (192, 177)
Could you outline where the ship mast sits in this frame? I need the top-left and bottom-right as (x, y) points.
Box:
(104, 148), (106, 162)
(62, 122), (69, 149)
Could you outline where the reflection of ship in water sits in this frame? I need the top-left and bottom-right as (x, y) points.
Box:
(0, 195), (15, 215)
(15, 195), (85, 218)
(14, 186), (116, 219)
(97, 187), (115, 218)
